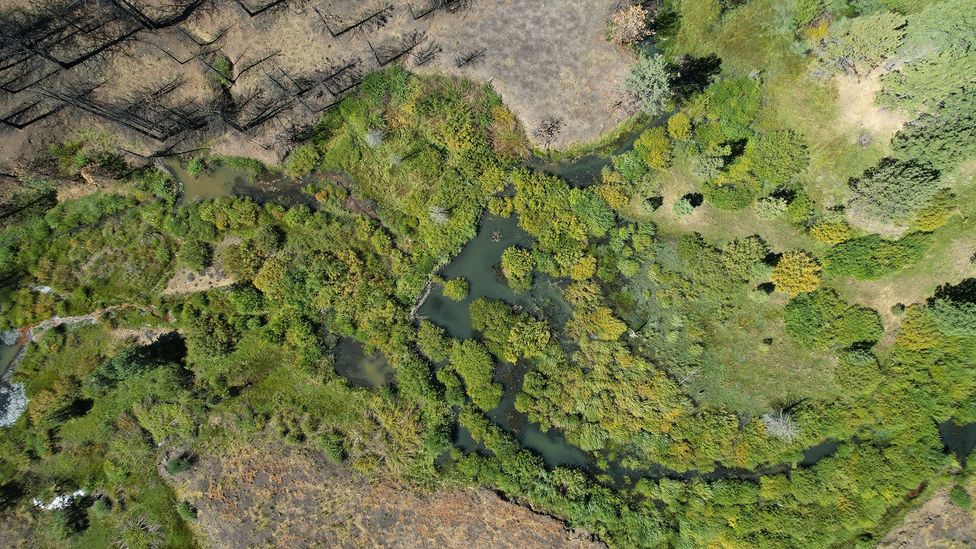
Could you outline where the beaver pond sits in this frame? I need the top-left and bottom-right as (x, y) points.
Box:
(125, 154), (976, 482)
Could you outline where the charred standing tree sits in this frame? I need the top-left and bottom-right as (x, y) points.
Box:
(314, 4), (393, 38)
(366, 31), (427, 67)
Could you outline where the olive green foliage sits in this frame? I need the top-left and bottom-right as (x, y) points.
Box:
(211, 54), (233, 87)
(285, 144), (321, 178)
(825, 233), (931, 279)
(794, 0), (827, 28)
(633, 127), (672, 170)
(623, 52), (673, 116)
(470, 298), (550, 363)
(500, 247), (534, 292)
(810, 218), (855, 243)
(0, 173), (181, 329)
(672, 197), (694, 217)
(179, 239), (211, 272)
(509, 169), (612, 279)
(316, 68), (516, 297)
(416, 320), (451, 362)
(3, 23), (976, 547)
(449, 340), (501, 411)
(880, 0), (976, 109)
(785, 290), (883, 348)
(671, 0), (722, 55)
(667, 111), (691, 141)
(755, 195), (789, 219)
(49, 133), (125, 177)
(913, 188), (957, 232)
(746, 130), (809, 186)
(848, 158), (941, 227)
(893, 90), (976, 172)
(771, 251), (822, 296)
(316, 432), (348, 463)
(929, 298), (976, 337)
(950, 485), (973, 509)
(700, 78), (761, 142)
(176, 501), (198, 522)
(166, 455), (194, 474)
(442, 277), (469, 301)
(820, 12), (906, 73)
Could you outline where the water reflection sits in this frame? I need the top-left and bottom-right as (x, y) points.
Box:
(332, 338), (395, 388)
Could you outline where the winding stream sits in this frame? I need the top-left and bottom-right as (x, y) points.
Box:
(118, 150), (976, 478)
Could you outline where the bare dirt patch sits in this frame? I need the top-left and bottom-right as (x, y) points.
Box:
(172, 441), (602, 548)
(163, 265), (234, 296)
(1, 0), (632, 172)
(834, 69), (909, 144)
(414, 0), (633, 149)
(879, 486), (976, 548)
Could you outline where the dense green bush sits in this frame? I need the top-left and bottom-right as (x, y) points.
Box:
(847, 158), (941, 227)
(785, 290), (883, 348)
(443, 277), (470, 301)
(285, 144), (321, 178)
(179, 239), (211, 272)
(501, 247), (534, 292)
(825, 233), (931, 279)
(623, 52), (673, 116)
(449, 340), (502, 411)
(893, 90), (976, 172)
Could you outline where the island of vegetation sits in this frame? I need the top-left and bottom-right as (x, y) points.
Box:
(0, 0), (974, 547)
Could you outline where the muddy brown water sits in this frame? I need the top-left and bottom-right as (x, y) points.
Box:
(332, 338), (395, 388)
(163, 158), (317, 208)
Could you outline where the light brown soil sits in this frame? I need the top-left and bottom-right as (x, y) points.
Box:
(880, 486), (976, 549)
(172, 441), (603, 549)
(835, 69), (909, 143)
(163, 265), (234, 295)
(110, 326), (176, 346)
(413, 0), (633, 149)
(0, 509), (34, 548)
(0, 1), (631, 172)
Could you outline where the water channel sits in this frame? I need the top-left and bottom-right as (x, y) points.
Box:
(138, 150), (976, 478)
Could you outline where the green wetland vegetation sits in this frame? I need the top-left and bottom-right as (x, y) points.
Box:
(1, 0), (976, 547)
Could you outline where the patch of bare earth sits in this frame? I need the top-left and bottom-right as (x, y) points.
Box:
(172, 441), (602, 548)
(1, 1), (632, 172)
(163, 265), (234, 296)
(834, 68), (909, 143)
(110, 327), (176, 346)
(0, 509), (34, 548)
(879, 487), (976, 548)
(414, 0), (633, 149)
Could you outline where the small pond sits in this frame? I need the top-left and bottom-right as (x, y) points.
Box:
(526, 112), (666, 188)
(332, 338), (395, 388)
(939, 421), (976, 465)
(163, 158), (317, 208)
(417, 213), (573, 340)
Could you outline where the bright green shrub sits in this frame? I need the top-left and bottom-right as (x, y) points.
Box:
(501, 247), (534, 292)
(634, 127), (673, 170)
(449, 340), (502, 411)
(285, 144), (321, 178)
(785, 290), (883, 348)
(746, 130), (809, 186)
(443, 277), (469, 301)
(825, 233), (931, 279)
